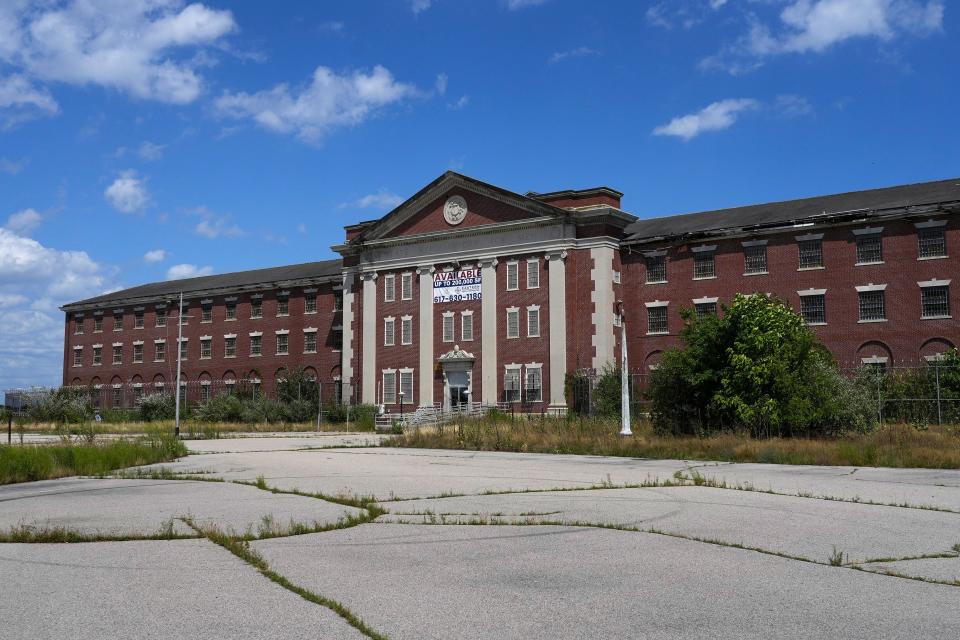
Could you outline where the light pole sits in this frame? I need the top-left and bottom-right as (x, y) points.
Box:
(398, 391), (406, 425)
(174, 292), (184, 439)
(617, 299), (632, 436)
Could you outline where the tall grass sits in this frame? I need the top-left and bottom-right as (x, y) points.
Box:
(385, 414), (960, 469)
(0, 435), (188, 484)
(11, 418), (376, 437)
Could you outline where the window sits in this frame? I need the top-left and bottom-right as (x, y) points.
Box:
(384, 274), (396, 302)
(156, 309), (167, 327)
(113, 387), (123, 408)
(399, 370), (414, 405)
(527, 307), (540, 337)
(133, 386), (144, 402)
(384, 318), (395, 346)
(133, 343), (143, 363)
(113, 345), (122, 364)
(178, 309), (188, 326)
(155, 342), (166, 362)
(134, 311), (144, 328)
(506, 308), (520, 339)
(858, 290), (886, 321)
(94, 316), (103, 332)
(442, 313), (455, 342)
(93, 346), (102, 365)
(401, 273), (413, 300)
(179, 339), (188, 361)
(113, 313), (123, 331)
(225, 302), (236, 320)
(504, 368), (521, 403)
(743, 244), (767, 274)
(401, 316), (413, 345)
(461, 312), (473, 341)
(304, 331), (317, 353)
(693, 253), (715, 279)
(250, 335), (262, 356)
(800, 294), (826, 325)
(201, 305), (212, 323)
(332, 327), (343, 351)
(73, 348), (83, 367)
(225, 336), (236, 358)
(305, 294), (317, 314)
(647, 306), (668, 334)
(798, 239), (823, 269)
(921, 286), (950, 319)
(200, 339), (211, 359)
(277, 297), (289, 316)
(645, 255), (666, 283)
(276, 333), (288, 355)
(506, 262), (519, 291)
(919, 228), (947, 259)
(694, 302), (717, 318)
(856, 235), (883, 264)
(382, 371), (397, 404)
(525, 366), (542, 403)
(74, 318), (84, 335)
(200, 384), (210, 403)
(527, 260), (540, 289)
(332, 292), (342, 312)
(251, 299), (262, 318)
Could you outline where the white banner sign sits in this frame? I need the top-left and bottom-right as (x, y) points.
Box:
(433, 269), (482, 303)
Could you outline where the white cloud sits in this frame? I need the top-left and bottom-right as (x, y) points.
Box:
(0, 74), (59, 128)
(653, 98), (759, 141)
(0, 1), (237, 105)
(143, 249), (166, 263)
(167, 263), (213, 280)
(448, 95), (470, 110)
(0, 157), (27, 175)
(296, 223), (307, 234)
(4, 209), (42, 236)
(703, 0), (944, 73)
(137, 141), (165, 161)
(105, 170), (149, 213)
(411, 0), (433, 14)
(435, 73), (448, 95)
(341, 192), (405, 211)
(190, 206), (244, 239)
(215, 65), (420, 143)
(548, 46), (599, 64)
(506, 0), (549, 9)
(775, 94), (814, 117)
(0, 228), (117, 389)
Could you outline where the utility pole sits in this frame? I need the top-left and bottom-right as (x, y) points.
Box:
(174, 292), (184, 439)
(618, 300), (632, 436)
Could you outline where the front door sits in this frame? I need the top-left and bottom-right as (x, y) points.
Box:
(446, 369), (469, 410)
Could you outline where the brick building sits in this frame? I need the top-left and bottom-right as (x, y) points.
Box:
(61, 172), (960, 413)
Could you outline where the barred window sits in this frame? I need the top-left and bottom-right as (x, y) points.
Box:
(525, 367), (542, 403)
(858, 291), (885, 321)
(506, 262), (519, 291)
(647, 306), (668, 334)
(113, 313), (123, 331)
(694, 302), (717, 318)
(506, 309), (520, 338)
(443, 314), (454, 342)
(304, 332), (317, 353)
(200, 339), (211, 359)
(384, 274), (396, 302)
(305, 294), (318, 314)
(504, 368), (521, 403)
(921, 286), (950, 318)
(155, 342), (165, 362)
(225, 302), (236, 320)
(332, 327), (343, 351)
(134, 311), (144, 328)
(527, 260), (540, 289)
(113, 387), (123, 408)
(92, 346), (102, 364)
(382, 371), (396, 404)
(800, 295), (826, 324)
(461, 313), (474, 341)
(154, 309), (165, 327)
(693, 253), (715, 279)
(94, 316), (103, 332)
(798, 239), (823, 269)
(75, 318), (84, 334)
(277, 297), (289, 316)
(276, 334), (288, 355)
(401, 317), (413, 345)
(856, 235), (882, 264)
(919, 228), (947, 259)
(250, 300), (262, 319)
(399, 371), (414, 404)
(645, 255), (666, 283)
(180, 340), (188, 360)
(744, 245), (767, 274)
(200, 385), (210, 403)
(225, 337), (236, 358)
(331, 293), (341, 312)
(133, 344), (143, 363)
(201, 305), (212, 322)
(527, 307), (540, 337)
(113, 345), (122, 364)
(73, 348), (83, 367)
(401, 273), (413, 300)
(384, 318), (395, 346)
(250, 335), (262, 356)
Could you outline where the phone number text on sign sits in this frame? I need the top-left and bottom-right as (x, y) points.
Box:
(433, 269), (482, 303)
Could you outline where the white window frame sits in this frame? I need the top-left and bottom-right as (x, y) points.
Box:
(742, 240), (768, 275)
(527, 305), (540, 338)
(506, 261), (519, 291)
(401, 315), (413, 345)
(275, 329), (289, 355)
(401, 272), (413, 300)
(526, 259), (540, 289)
(644, 251), (667, 284)
(382, 369), (397, 405)
(224, 334), (237, 358)
(524, 364), (543, 403)
(153, 340), (165, 362)
(249, 332), (263, 356)
(303, 328), (318, 354)
(645, 300), (669, 335)
(384, 317), (396, 347)
(112, 342), (123, 364)
(132, 341), (144, 363)
(200, 337), (212, 359)
(442, 311), (455, 343)
(399, 368), (414, 407)
(276, 296), (289, 317)
(504, 365), (522, 403)
(384, 274), (396, 303)
(506, 307), (520, 339)
(918, 280), (952, 319)
(72, 346), (83, 367)
(461, 310), (474, 341)
(797, 289), (827, 326)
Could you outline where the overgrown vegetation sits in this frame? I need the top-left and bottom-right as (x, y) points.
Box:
(385, 414), (960, 469)
(0, 435), (187, 484)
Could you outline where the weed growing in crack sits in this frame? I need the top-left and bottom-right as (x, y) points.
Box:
(829, 547), (846, 566)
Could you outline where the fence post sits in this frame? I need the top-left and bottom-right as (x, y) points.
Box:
(935, 363), (942, 426)
(7, 413), (11, 445)
(876, 371), (883, 425)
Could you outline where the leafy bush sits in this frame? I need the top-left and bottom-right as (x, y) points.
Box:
(193, 394), (246, 422)
(136, 393), (176, 422)
(649, 293), (875, 437)
(28, 387), (94, 425)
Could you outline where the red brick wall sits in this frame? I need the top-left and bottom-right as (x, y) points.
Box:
(496, 257), (550, 409)
(622, 217), (960, 370)
(373, 270), (419, 408)
(386, 188), (544, 237)
(565, 248), (595, 372)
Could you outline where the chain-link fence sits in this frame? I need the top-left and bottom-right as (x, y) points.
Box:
(566, 364), (960, 426)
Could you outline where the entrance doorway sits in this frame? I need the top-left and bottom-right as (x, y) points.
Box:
(447, 370), (469, 410)
(438, 345), (475, 413)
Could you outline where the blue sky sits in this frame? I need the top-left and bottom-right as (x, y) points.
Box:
(0, 0), (957, 390)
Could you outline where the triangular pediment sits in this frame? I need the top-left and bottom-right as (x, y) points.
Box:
(352, 172), (567, 243)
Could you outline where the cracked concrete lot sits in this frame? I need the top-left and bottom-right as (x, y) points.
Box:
(2, 436), (959, 639)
